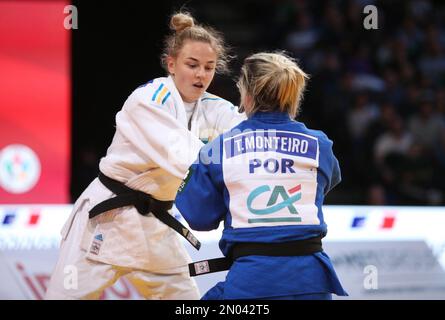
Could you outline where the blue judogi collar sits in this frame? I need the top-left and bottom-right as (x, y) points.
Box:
(249, 111), (293, 123)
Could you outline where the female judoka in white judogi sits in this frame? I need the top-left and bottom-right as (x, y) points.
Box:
(45, 12), (245, 300)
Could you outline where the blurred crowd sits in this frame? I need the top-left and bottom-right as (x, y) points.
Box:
(246, 0), (445, 205)
(74, 0), (445, 205)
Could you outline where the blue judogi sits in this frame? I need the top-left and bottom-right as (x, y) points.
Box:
(175, 111), (347, 299)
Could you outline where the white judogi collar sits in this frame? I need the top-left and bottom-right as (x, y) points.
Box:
(164, 75), (188, 128)
(184, 101), (197, 130)
(165, 75), (204, 137)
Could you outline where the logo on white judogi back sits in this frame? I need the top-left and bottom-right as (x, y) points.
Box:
(223, 130), (321, 228)
(247, 183), (303, 224)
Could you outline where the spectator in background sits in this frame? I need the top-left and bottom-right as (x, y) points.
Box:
(398, 143), (443, 205)
(347, 92), (379, 144)
(374, 115), (412, 165)
(408, 97), (445, 155)
(419, 25), (445, 83)
(367, 184), (387, 205)
(284, 10), (319, 60)
(373, 115), (413, 204)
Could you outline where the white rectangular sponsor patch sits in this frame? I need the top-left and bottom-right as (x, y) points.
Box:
(194, 261), (210, 275)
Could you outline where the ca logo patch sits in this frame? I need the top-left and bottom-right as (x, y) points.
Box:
(247, 184), (302, 224)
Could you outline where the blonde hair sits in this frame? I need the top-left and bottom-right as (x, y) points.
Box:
(237, 51), (309, 118)
(161, 12), (231, 74)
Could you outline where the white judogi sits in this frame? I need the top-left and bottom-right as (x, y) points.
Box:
(45, 76), (245, 299)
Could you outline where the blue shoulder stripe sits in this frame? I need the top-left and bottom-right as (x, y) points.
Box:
(161, 92), (171, 104)
(152, 83), (164, 101)
(201, 97), (222, 101)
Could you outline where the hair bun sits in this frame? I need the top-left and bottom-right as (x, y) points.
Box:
(170, 13), (195, 33)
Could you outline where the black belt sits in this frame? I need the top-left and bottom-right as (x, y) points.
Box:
(189, 236), (322, 276)
(89, 172), (201, 250)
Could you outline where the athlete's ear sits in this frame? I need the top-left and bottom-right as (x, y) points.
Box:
(167, 56), (176, 76)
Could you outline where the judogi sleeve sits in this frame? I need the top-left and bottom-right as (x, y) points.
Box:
(175, 141), (226, 231)
(328, 154), (341, 192)
(324, 138), (342, 194)
(116, 90), (204, 179)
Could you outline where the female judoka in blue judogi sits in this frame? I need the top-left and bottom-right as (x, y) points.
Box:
(175, 52), (348, 300)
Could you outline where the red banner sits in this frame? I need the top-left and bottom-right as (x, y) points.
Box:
(0, 1), (71, 203)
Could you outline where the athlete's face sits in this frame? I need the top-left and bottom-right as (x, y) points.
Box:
(167, 40), (217, 103)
